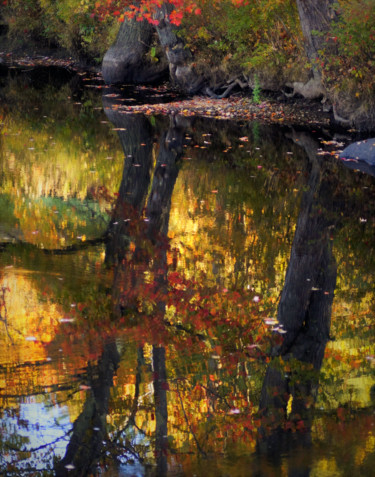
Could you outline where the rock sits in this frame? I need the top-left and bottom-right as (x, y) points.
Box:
(339, 138), (375, 176)
(339, 138), (375, 164)
(292, 77), (325, 100)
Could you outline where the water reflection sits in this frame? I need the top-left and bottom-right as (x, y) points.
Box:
(1, 68), (375, 476)
(55, 109), (184, 475)
(257, 132), (338, 475)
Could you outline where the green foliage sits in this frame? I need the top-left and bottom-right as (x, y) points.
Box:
(3, 0), (120, 61)
(2, 0), (375, 105)
(180, 0), (305, 84)
(322, 0), (375, 99)
(252, 75), (261, 104)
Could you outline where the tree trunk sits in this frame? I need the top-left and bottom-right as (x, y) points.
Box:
(153, 3), (205, 94)
(295, 0), (335, 79)
(102, 3), (205, 93)
(102, 8), (168, 85)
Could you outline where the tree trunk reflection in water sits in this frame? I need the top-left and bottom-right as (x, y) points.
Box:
(54, 109), (184, 475)
(55, 342), (120, 476)
(257, 131), (338, 476)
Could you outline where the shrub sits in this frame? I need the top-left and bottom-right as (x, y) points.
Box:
(322, 0), (375, 100)
(180, 0), (306, 86)
(3, 0), (120, 61)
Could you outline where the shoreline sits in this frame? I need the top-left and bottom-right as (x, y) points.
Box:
(0, 46), (353, 133)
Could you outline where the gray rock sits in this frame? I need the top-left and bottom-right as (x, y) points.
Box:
(339, 138), (375, 176)
(339, 138), (375, 164)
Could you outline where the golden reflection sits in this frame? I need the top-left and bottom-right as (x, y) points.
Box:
(311, 458), (341, 477)
(1, 111), (123, 248)
(0, 271), (61, 347)
(169, 170), (257, 286)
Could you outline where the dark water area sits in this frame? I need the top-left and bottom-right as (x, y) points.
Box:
(1, 66), (375, 476)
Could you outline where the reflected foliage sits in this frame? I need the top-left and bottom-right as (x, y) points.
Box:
(1, 68), (375, 476)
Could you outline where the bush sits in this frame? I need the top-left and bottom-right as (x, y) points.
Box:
(3, 0), (120, 62)
(180, 0), (306, 87)
(322, 0), (375, 100)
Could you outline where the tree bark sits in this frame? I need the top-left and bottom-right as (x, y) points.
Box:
(102, 8), (168, 85)
(153, 3), (205, 94)
(102, 3), (206, 93)
(295, 0), (335, 78)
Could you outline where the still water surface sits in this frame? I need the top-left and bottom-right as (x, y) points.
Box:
(1, 66), (375, 476)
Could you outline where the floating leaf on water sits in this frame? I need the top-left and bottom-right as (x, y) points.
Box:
(228, 408), (241, 414)
(264, 318), (278, 325)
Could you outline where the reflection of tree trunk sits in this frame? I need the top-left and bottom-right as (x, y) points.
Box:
(258, 132), (337, 474)
(105, 112), (183, 473)
(55, 108), (183, 474)
(103, 112), (154, 267)
(146, 118), (183, 239)
(153, 345), (168, 476)
(55, 342), (120, 476)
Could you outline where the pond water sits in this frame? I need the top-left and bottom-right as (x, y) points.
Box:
(1, 66), (375, 477)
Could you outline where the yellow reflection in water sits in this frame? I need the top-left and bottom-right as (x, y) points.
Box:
(0, 270), (63, 409)
(0, 270), (61, 349)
